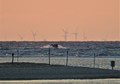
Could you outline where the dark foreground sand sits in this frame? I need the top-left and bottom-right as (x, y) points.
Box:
(0, 62), (120, 80)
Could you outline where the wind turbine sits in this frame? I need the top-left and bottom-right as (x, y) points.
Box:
(43, 38), (47, 41)
(17, 34), (24, 41)
(31, 31), (37, 41)
(83, 33), (87, 41)
(40, 35), (47, 41)
(62, 29), (68, 41)
(72, 29), (78, 41)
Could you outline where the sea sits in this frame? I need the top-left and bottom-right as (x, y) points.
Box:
(0, 41), (120, 57)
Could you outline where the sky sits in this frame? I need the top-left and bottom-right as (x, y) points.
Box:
(0, 0), (120, 41)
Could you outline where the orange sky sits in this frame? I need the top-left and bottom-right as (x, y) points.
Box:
(0, 0), (119, 41)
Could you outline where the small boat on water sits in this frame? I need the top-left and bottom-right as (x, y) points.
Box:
(41, 44), (67, 49)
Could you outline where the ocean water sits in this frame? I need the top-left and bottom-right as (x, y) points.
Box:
(0, 79), (120, 84)
(0, 41), (120, 57)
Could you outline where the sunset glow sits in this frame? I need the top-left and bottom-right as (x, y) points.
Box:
(0, 0), (119, 41)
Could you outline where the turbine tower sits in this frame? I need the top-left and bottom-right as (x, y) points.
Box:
(18, 34), (24, 41)
(62, 29), (68, 41)
(83, 33), (87, 41)
(73, 29), (78, 41)
(41, 35), (47, 41)
(32, 31), (37, 41)
(73, 32), (78, 41)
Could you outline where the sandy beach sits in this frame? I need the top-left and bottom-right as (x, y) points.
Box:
(0, 62), (120, 80)
(0, 79), (120, 84)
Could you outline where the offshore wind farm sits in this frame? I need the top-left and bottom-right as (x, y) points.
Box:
(0, 0), (120, 83)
